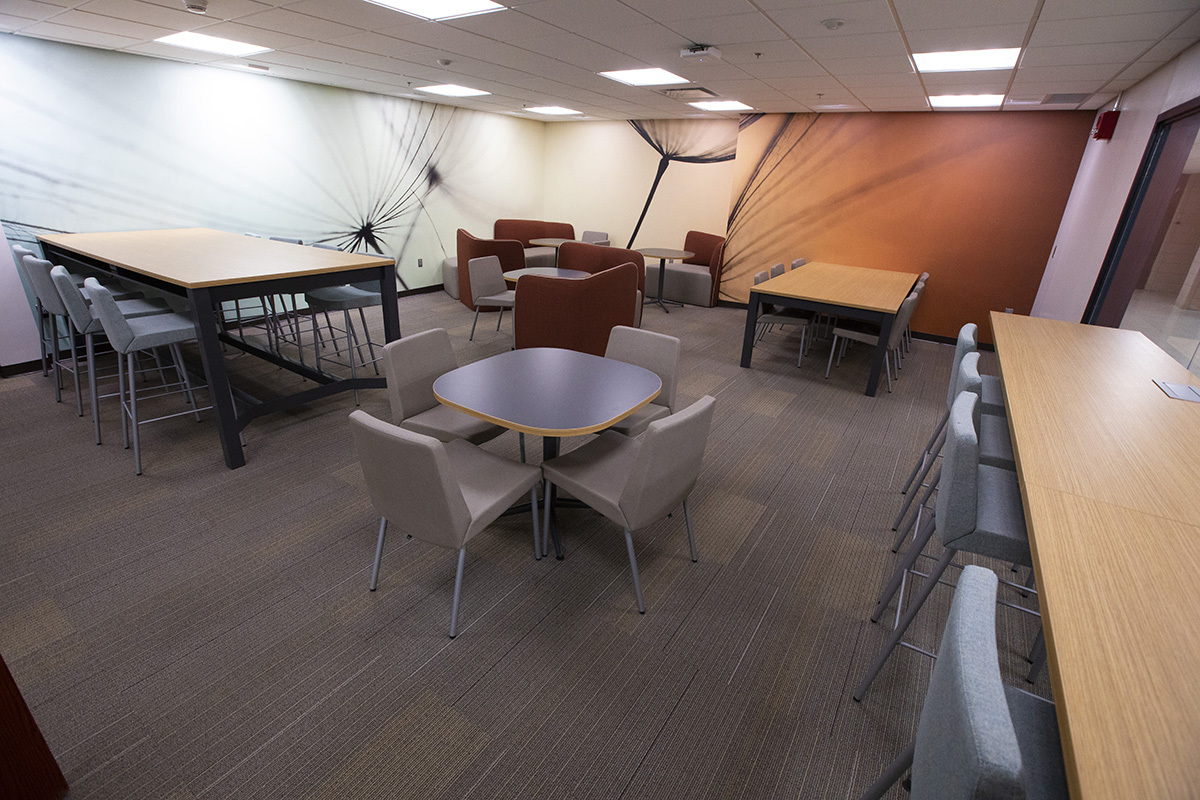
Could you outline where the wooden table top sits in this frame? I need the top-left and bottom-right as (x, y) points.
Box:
(38, 228), (392, 289)
(433, 348), (660, 437)
(755, 262), (917, 313)
(990, 312), (1200, 800)
(637, 248), (693, 261)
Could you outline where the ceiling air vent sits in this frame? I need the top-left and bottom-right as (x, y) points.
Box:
(660, 86), (718, 101)
(1043, 93), (1090, 105)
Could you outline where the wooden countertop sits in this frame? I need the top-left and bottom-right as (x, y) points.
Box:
(38, 228), (392, 289)
(754, 262), (917, 313)
(990, 311), (1200, 800)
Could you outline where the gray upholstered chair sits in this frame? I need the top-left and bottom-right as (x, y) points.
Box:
(860, 565), (1068, 800)
(790, 258), (807, 270)
(582, 230), (609, 245)
(84, 278), (208, 475)
(468, 255), (516, 341)
(769, 262), (785, 278)
(348, 410), (541, 637)
(854, 391), (1034, 701)
(825, 291), (919, 391)
(381, 329), (505, 446)
(541, 395), (716, 612)
(50, 265), (171, 443)
(603, 325), (680, 437)
(752, 270), (813, 364)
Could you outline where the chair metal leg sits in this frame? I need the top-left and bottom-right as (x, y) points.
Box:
(344, 310), (360, 406)
(369, 517), (387, 590)
(1027, 628), (1047, 683)
(36, 299), (49, 377)
(118, 347), (129, 449)
(170, 343), (202, 421)
(542, 478), (552, 558)
(448, 548), (467, 638)
(51, 313), (63, 402)
(128, 352), (143, 475)
(683, 497), (698, 562)
(86, 333), (102, 445)
(69, 328), (83, 416)
(624, 528), (645, 613)
(796, 327), (806, 366)
(874, 513), (937, 619)
(825, 335), (839, 378)
(358, 307), (379, 375)
(892, 464), (939, 553)
(496, 306), (504, 331)
(885, 352), (893, 392)
(893, 439), (942, 531)
(860, 741), (915, 800)
(855, 547), (957, 701)
(470, 307), (482, 341)
(530, 487), (541, 561)
(901, 414), (948, 495)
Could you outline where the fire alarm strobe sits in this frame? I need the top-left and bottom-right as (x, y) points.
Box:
(1092, 110), (1120, 140)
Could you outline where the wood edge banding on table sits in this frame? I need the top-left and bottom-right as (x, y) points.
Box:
(433, 389), (660, 437)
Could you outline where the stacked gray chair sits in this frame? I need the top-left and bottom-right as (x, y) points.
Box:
(752, 270), (813, 364)
(603, 325), (680, 437)
(50, 265), (171, 443)
(860, 565), (1068, 800)
(790, 257), (807, 270)
(769, 262), (785, 278)
(854, 390), (1034, 701)
(541, 396), (715, 612)
(382, 329), (505, 446)
(348, 410), (542, 636)
(467, 255), (516, 341)
(826, 291), (920, 391)
(85, 278), (208, 475)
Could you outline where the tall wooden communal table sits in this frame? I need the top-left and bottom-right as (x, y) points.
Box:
(740, 262), (918, 396)
(990, 311), (1200, 799)
(38, 228), (398, 469)
(433, 347), (660, 558)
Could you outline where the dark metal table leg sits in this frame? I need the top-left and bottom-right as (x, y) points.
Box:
(740, 291), (762, 368)
(865, 313), (895, 397)
(190, 287), (245, 468)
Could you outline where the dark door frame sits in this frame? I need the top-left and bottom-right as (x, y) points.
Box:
(1084, 95), (1200, 326)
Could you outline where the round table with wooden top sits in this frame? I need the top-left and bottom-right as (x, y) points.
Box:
(433, 347), (661, 559)
(637, 247), (694, 313)
(502, 267), (589, 284)
(528, 237), (575, 267)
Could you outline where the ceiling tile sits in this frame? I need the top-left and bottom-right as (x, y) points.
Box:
(279, 0), (421, 31)
(921, 76), (1012, 93)
(816, 54), (915, 75)
(506, 33), (621, 70)
(852, 85), (928, 98)
(585, 22), (682, 60)
(195, 20), (307, 48)
(1, 0), (67, 22)
(0, 14), (34, 29)
(238, 7), (360, 40)
(893, 0), (1038, 30)
(1039, 0), (1200, 22)
(79, 0), (207, 30)
(630, 0), (756, 22)
(519, 0), (650, 31)
(740, 58), (829, 79)
(865, 98), (930, 111)
(1007, 80), (1105, 94)
(666, 12), (789, 46)
(1142, 37), (1195, 62)
(446, 8), (565, 41)
(903, 23), (1028, 52)
(1029, 11), (1193, 46)
(20, 21), (138, 46)
(767, 0), (900, 39)
(1022, 41), (1155, 67)
(41, 8), (171, 38)
(793, 31), (907, 58)
(1015, 63), (1127, 82)
(1114, 60), (1168, 82)
(837, 71), (923, 88)
(717, 39), (810, 63)
(323, 30), (438, 59)
(124, 39), (230, 60)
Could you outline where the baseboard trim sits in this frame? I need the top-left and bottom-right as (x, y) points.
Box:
(1, 359), (42, 378)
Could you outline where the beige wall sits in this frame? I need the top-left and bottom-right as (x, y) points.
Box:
(1033, 42), (1200, 321)
(542, 120), (737, 250)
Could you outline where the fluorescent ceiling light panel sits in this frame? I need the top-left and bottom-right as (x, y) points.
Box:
(689, 100), (753, 111)
(416, 84), (490, 97)
(155, 31), (271, 57)
(527, 106), (580, 115)
(913, 48), (1020, 73)
(929, 94), (1004, 108)
(599, 68), (688, 86)
(363, 0), (504, 21)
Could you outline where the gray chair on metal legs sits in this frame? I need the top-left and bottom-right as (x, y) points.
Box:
(468, 255), (515, 341)
(854, 391), (1034, 701)
(85, 279), (208, 475)
(859, 565), (1068, 800)
(348, 410), (542, 637)
(382, 329), (505, 445)
(826, 291), (919, 391)
(752, 270), (813, 364)
(603, 325), (680, 437)
(50, 265), (171, 444)
(541, 395), (716, 613)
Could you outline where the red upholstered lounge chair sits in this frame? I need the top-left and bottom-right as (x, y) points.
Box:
(494, 219), (576, 268)
(645, 230), (726, 307)
(513, 263), (638, 356)
(456, 229), (524, 311)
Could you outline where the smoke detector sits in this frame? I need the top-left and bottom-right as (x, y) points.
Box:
(184, 0), (208, 13)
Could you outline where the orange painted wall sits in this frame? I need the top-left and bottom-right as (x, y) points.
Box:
(722, 111), (1094, 341)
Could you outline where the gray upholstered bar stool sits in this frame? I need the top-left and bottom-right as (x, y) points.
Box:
(602, 325), (680, 437)
(85, 278), (209, 475)
(467, 255), (515, 341)
(348, 410), (542, 637)
(860, 565), (1067, 800)
(854, 391), (1035, 701)
(305, 282), (383, 403)
(541, 396), (715, 612)
(50, 265), (171, 443)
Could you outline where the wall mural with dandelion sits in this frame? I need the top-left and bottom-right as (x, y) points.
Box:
(0, 34), (545, 295)
(723, 111), (1094, 339)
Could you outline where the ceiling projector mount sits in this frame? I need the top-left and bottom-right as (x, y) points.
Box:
(681, 44), (721, 62)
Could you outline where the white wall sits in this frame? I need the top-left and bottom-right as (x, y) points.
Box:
(542, 120), (738, 250)
(0, 237), (42, 369)
(1033, 42), (1200, 321)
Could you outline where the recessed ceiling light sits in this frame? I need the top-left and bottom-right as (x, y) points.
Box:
(362, 0), (505, 21)
(155, 31), (271, 57)
(599, 68), (688, 86)
(527, 106), (581, 115)
(929, 94), (1005, 108)
(813, 104), (857, 110)
(689, 100), (753, 111)
(416, 83), (490, 97)
(913, 48), (1020, 73)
